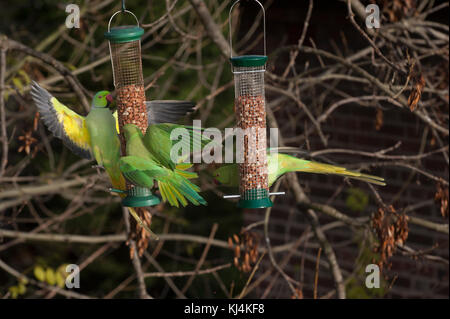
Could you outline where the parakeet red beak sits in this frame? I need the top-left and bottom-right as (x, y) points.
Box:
(106, 94), (113, 106)
(213, 179), (219, 185)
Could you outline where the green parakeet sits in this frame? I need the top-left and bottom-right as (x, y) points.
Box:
(31, 81), (125, 191)
(213, 152), (386, 187)
(119, 124), (207, 207)
(31, 82), (196, 234)
(31, 81), (197, 186)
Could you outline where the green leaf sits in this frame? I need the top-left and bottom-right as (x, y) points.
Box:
(346, 188), (369, 212)
(2, 90), (10, 103)
(9, 286), (19, 299)
(65, 63), (77, 71)
(12, 77), (23, 92)
(18, 69), (31, 84)
(186, 243), (196, 256)
(57, 264), (69, 279)
(18, 283), (27, 295)
(19, 276), (28, 285)
(55, 271), (65, 288)
(34, 265), (46, 282)
(45, 267), (56, 285)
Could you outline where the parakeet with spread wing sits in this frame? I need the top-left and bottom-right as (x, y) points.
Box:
(31, 81), (125, 190)
(119, 124), (207, 208)
(213, 152), (386, 187)
(30, 81), (198, 233)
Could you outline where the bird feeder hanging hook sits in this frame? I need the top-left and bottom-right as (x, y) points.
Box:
(229, 0), (266, 59)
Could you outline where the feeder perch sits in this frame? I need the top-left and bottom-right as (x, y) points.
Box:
(227, 0), (282, 209)
(105, 8), (157, 207)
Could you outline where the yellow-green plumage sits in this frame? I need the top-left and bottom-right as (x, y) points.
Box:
(120, 124), (207, 208)
(86, 106), (126, 191)
(213, 152), (386, 187)
(31, 82), (154, 234)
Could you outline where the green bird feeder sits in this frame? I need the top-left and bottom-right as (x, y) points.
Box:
(105, 6), (158, 208)
(227, 0), (274, 209)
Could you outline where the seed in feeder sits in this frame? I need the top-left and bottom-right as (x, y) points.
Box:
(116, 84), (147, 136)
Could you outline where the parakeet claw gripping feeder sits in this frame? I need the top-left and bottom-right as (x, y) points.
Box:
(105, 7), (159, 207)
(229, 0), (273, 209)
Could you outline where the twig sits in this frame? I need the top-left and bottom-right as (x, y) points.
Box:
(4, 37), (90, 112)
(0, 258), (92, 299)
(143, 251), (186, 299)
(263, 181), (299, 296)
(181, 223), (218, 294)
(281, 0), (313, 78)
(122, 208), (152, 299)
(188, 0), (233, 58)
(144, 263), (230, 278)
(305, 208), (346, 299)
(0, 177), (89, 199)
(0, 42), (7, 177)
(237, 252), (266, 299)
(346, 0), (407, 75)
(313, 247), (322, 299)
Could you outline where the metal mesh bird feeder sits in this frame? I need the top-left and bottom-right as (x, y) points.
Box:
(105, 9), (148, 136)
(229, 0), (272, 209)
(105, 8), (160, 207)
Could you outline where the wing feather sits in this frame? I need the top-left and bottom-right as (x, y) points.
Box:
(30, 82), (92, 159)
(112, 110), (120, 134)
(147, 100), (195, 125)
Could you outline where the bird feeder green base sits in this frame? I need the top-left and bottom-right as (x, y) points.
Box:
(111, 186), (160, 207)
(122, 186), (160, 207)
(122, 194), (160, 208)
(237, 189), (273, 209)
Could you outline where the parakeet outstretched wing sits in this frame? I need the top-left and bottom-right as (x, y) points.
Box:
(143, 123), (207, 171)
(30, 82), (92, 159)
(112, 101), (195, 135)
(119, 156), (206, 208)
(147, 101), (195, 125)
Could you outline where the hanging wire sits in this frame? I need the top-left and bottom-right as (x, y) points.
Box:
(121, 0), (126, 12)
(229, 0), (266, 58)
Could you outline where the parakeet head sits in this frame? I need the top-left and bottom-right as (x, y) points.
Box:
(213, 166), (230, 185)
(123, 124), (143, 141)
(92, 90), (113, 108)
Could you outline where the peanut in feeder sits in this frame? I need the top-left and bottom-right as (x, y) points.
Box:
(227, 0), (281, 209)
(105, 8), (159, 207)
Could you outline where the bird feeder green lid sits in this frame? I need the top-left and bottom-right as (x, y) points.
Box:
(230, 55), (268, 68)
(104, 26), (144, 43)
